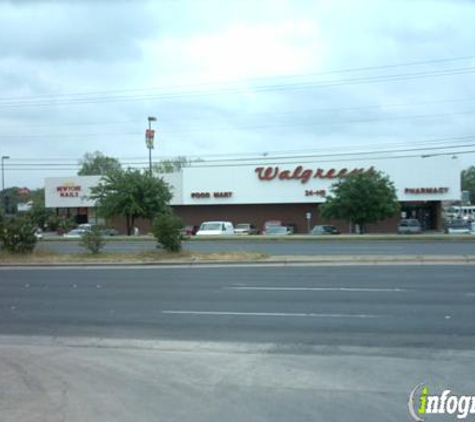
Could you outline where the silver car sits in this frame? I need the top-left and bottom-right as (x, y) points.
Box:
(397, 219), (422, 234)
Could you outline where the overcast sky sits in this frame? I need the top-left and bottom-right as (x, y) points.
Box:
(1, 0), (475, 188)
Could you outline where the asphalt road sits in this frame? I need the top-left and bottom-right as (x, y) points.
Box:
(37, 239), (475, 255)
(1, 265), (475, 422)
(1, 265), (474, 348)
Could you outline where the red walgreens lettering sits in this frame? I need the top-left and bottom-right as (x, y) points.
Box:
(255, 166), (374, 184)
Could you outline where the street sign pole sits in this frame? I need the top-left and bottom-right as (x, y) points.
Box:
(146, 117), (157, 177)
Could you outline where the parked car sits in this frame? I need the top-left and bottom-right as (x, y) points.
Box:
(180, 225), (199, 236)
(196, 221), (234, 235)
(35, 228), (44, 240)
(262, 220), (283, 234)
(63, 228), (88, 238)
(263, 225), (291, 236)
(284, 223), (298, 234)
(234, 223), (258, 235)
(102, 228), (119, 236)
(310, 225), (340, 235)
(77, 223), (96, 231)
(445, 219), (471, 234)
(397, 219), (422, 234)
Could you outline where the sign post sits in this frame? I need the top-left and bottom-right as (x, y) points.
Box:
(146, 116), (157, 176)
(305, 212), (312, 233)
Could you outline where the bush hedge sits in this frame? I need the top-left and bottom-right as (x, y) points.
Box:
(79, 226), (106, 254)
(0, 216), (38, 253)
(152, 212), (183, 252)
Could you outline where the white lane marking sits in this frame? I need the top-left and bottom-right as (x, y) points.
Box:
(1, 262), (475, 271)
(227, 287), (406, 292)
(162, 310), (381, 319)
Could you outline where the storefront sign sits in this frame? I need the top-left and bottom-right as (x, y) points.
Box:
(305, 189), (326, 197)
(405, 187), (449, 194)
(255, 166), (374, 184)
(191, 191), (233, 199)
(57, 185), (82, 198)
(145, 129), (155, 149)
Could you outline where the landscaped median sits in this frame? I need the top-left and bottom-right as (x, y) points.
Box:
(1, 250), (475, 266)
(0, 250), (269, 265)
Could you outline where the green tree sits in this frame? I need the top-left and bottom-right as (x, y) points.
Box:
(91, 169), (172, 235)
(320, 170), (400, 234)
(2, 187), (21, 214)
(462, 166), (475, 203)
(78, 151), (122, 176)
(28, 188), (55, 229)
(153, 156), (189, 174)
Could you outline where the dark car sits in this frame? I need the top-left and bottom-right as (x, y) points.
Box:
(310, 225), (340, 235)
(102, 228), (120, 236)
(180, 225), (199, 236)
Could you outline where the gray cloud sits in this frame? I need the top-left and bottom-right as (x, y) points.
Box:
(0, 2), (156, 62)
(1, 0), (475, 189)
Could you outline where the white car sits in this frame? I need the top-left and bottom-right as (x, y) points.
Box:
(63, 228), (88, 238)
(445, 220), (471, 234)
(196, 221), (234, 235)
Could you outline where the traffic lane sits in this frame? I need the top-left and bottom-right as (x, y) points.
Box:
(1, 265), (475, 348)
(185, 240), (475, 255)
(36, 239), (475, 255)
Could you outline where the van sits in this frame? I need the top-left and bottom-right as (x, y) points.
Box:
(196, 221), (234, 235)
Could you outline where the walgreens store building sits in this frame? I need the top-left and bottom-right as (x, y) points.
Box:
(45, 155), (461, 233)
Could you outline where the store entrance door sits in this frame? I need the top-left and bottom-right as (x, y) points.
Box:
(401, 202), (437, 230)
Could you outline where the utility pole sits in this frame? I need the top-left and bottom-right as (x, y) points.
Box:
(146, 117), (157, 176)
(1, 156), (10, 213)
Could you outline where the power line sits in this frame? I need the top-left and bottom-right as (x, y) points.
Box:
(3, 150), (472, 171)
(1, 53), (475, 103)
(2, 94), (475, 131)
(3, 107), (475, 139)
(4, 141), (475, 170)
(1, 66), (475, 110)
(5, 134), (475, 163)
(185, 150), (475, 168)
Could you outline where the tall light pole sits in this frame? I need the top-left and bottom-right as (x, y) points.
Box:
(1, 156), (10, 213)
(146, 116), (157, 176)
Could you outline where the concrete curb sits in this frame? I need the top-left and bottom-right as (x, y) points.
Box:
(1, 255), (475, 267)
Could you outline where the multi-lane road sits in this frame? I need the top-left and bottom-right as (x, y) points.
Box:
(1, 265), (475, 348)
(1, 264), (474, 422)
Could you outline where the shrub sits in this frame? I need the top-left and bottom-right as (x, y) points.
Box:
(45, 214), (61, 231)
(57, 217), (76, 235)
(79, 226), (105, 254)
(0, 216), (38, 253)
(152, 212), (183, 252)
